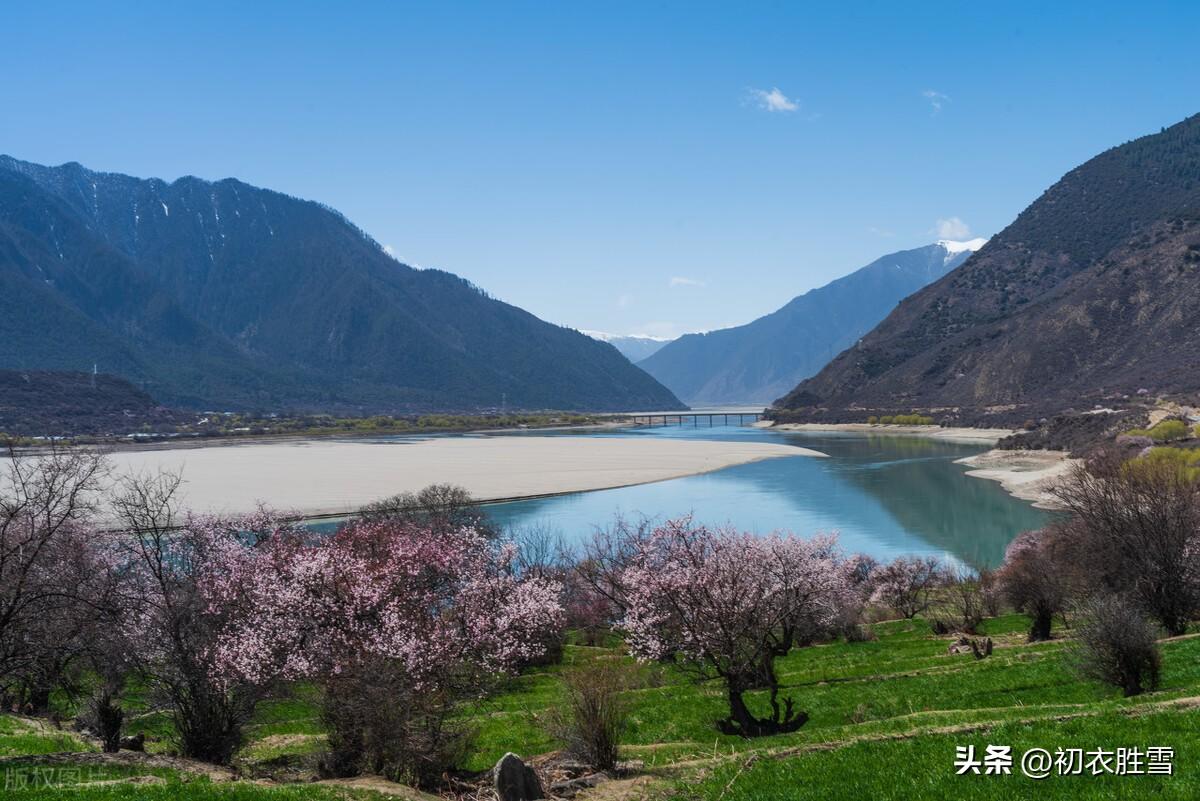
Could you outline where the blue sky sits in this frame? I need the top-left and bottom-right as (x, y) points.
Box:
(4, 1), (1198, 338)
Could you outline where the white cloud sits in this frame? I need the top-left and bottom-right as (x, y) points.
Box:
(922, 89), (950, 114)
(934, 217), (971, 239)
(382, 244), (395, 256)
(669, 276), (706, 288)
(617, 294), (633, 309)
(868, 226), (895, 238)
(748, 87), (799, 113)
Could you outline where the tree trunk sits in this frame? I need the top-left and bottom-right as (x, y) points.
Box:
(26, 686), (51, 715)
(1028, 609), (1053, 641)
(716, 672), (809, 738)
(92, 693), (125, 753)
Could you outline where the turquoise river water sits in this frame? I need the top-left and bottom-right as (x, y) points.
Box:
(478, 422), (1049, 569)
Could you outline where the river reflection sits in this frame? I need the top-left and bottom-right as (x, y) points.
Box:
(482, 424), (1050, 569)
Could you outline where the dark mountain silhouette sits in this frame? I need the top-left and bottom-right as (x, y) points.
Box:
(0, 157), (682, 412)
(639, 242), (980, 405)
(0, 369), (187, 437)
(774, 113), (1200, 423)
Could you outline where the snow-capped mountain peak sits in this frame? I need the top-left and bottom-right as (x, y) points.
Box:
(937, 237), (988, 255)
(581, 330), (675, 362)
(581, 329), (671, 343)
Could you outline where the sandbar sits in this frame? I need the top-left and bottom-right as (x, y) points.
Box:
(954, 449), (1077, 510)
(91, 435), (824, 519)
(763, 422), (1017, 444)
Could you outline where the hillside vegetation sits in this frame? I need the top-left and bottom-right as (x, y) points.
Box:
(4, 612), (1198, 799)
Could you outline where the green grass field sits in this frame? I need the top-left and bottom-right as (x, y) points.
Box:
(4, 613), (1198, 799)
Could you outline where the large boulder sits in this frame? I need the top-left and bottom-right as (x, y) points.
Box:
(119, 732), (146, 752)
(494, 752), (545, 801)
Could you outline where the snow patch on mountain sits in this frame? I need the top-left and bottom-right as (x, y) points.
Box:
(582, 330), (672, 343)
(937, 237), (987, 254)
(582, 330), (675, 362)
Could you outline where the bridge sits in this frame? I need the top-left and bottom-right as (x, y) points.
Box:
(625, 411), (764, 427)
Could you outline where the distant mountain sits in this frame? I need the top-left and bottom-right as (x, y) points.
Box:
(638, 242), (981, 405)
(0, 157), (683, 413)
(582, 331), (674, 362)
(775, 113), (1200, 423)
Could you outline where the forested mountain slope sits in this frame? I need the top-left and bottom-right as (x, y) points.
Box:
(0, 157), (682, 412)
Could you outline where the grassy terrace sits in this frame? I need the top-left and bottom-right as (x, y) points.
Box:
(4, 613), (1199, 799)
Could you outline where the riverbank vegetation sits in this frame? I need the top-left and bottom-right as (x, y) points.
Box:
(0, 411), (612, 448)
(3, 443), (1200, 799)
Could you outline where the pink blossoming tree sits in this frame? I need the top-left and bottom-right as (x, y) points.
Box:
(997, 526), (1073, 641)
(204, 516), (564, 784)
(616, 518), (848, 737)
(869, 555), (949, 619)
(108, 471), (307, 764)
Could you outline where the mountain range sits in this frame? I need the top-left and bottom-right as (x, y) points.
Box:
(775, 113), (1200, 423)
(639, 241), (982, 405)
(0, 156), (683, 413)
(581, 331), (674, 362)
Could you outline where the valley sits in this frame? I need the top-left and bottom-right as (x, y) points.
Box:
(5, 9), (1200, 800)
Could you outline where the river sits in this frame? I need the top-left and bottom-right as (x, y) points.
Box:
(481, 422), (1049, 569)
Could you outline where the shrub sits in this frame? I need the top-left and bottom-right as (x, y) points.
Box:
(1125, 419), (1190, 442)
(1071, 595), (1161, 697)
(1115, 434), (1154, 450)
(866, 416), (879, 425)
(931, 573), (987, 634)
(1149, 419), (1189, 442)
(1136, 446), (1200, 481)
(319, 659), (473, 788)
(888, 414), (935, 425)
(82, 681), (126, 754)
(546, 661), (632, 771)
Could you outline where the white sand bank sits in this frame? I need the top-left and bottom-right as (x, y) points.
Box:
(93, 436), (824, 519)
(954, 449), (1078, 510)
(765, 422), (1018, 444)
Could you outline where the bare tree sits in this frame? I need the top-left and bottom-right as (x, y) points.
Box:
(1052, 456), (1200, 636)
(0, 446), (109, 695)
(570, 516), (656, 614)
(933, 571), (987, 635)
(1072, 594), (1161, 697)
(358, 483), (496, 537)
